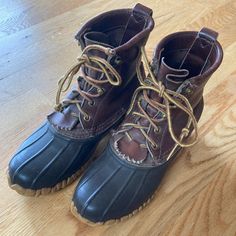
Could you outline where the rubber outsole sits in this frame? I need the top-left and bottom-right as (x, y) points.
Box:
(70, 194), (155, 226)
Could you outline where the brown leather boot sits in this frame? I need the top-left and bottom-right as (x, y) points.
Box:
(71, 28), (223, 224)
(8, 4), (154, 196)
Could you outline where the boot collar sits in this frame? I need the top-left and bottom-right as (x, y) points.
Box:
(75, 4), (154, 53)
(153, 28), (223, 89)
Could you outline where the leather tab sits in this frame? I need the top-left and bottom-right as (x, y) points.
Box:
(133, 3), (153, 17)
(119, 4), (151, 45)
(198, 27), (218, 42)
(179, 27), (218, 74)
(158, 57), (189, 90)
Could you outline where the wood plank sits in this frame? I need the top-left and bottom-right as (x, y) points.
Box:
(0, 0), (236, 235)
(0, 0), (90, 38)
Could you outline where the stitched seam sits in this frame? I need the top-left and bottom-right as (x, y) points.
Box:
(51, 109), (125, 139)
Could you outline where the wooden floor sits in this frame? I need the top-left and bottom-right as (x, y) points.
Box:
(0, 0), (236, 235)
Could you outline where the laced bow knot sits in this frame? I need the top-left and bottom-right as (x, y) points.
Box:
(54, 45), (122, 119)
(80, 54), (91, 64)
(121, 47), (198, 159)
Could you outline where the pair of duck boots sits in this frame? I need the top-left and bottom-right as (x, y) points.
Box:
(8, 3), (223, 224)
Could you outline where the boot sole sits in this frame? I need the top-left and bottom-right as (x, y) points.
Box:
(7, 134), (110, 197)
(70, 192), (155, 226)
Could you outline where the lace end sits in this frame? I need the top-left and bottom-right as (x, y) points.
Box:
(54, 104), (63, 112)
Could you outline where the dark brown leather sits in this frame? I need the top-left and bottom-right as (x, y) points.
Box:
(116, 27), (223, 164)
(48, 4), (154, 139)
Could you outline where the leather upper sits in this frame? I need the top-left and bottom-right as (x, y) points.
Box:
(48, 4), (154, 139)
(115, 28), (223, 165)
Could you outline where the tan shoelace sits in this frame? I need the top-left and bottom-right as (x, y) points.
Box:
(54, 45), (122, 121)
(122, 47), (198, 160)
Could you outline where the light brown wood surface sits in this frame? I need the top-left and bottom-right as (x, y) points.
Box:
(0, 0), (236, 235)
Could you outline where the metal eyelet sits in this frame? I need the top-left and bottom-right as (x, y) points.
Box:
(185, 87), (193, 94)
(138, 96), (143, 104)
(114, 56), (122, 65)
(151, 143), (158, 150)
(108, 48), (116, 56)
(83, 115), (90, 121)
(154, 127), (161, 134)
(162, 113), (166, 119)
(98, 88), (105, 95)
(88, 100), (95, 106)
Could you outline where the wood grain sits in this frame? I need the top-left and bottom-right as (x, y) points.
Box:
(0, 0), (236, 235)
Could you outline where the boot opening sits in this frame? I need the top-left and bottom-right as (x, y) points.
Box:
(158, 32), (220, 79)
(76, 9), (154, 48)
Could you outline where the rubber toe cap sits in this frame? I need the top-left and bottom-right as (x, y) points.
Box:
(8, 122), (98, 190)
(72, 142), (168, 223)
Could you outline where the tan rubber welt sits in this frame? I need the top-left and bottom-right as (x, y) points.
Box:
(7, 154), (94, 197)
(70, 194), (155, 226)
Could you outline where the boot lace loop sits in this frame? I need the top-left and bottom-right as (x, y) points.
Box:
(54, 45), (121, 119)
(122, 47), (198, 150)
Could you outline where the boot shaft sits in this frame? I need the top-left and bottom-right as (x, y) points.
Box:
(113, 28), (223, 165)
(48, 4), (154, 137)
(152, 27), (223, 107)
(75, 3), (154, 84)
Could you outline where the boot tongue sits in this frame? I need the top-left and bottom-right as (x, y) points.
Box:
(82, 32), (113, 81)
(157, 57), (189, 90)
(116, 57), (190, 164)
(78, 31), (114, 94)
(144, 57), (189, 120)
(47, 32), (114, 131)
(84, 31), (112, 48)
